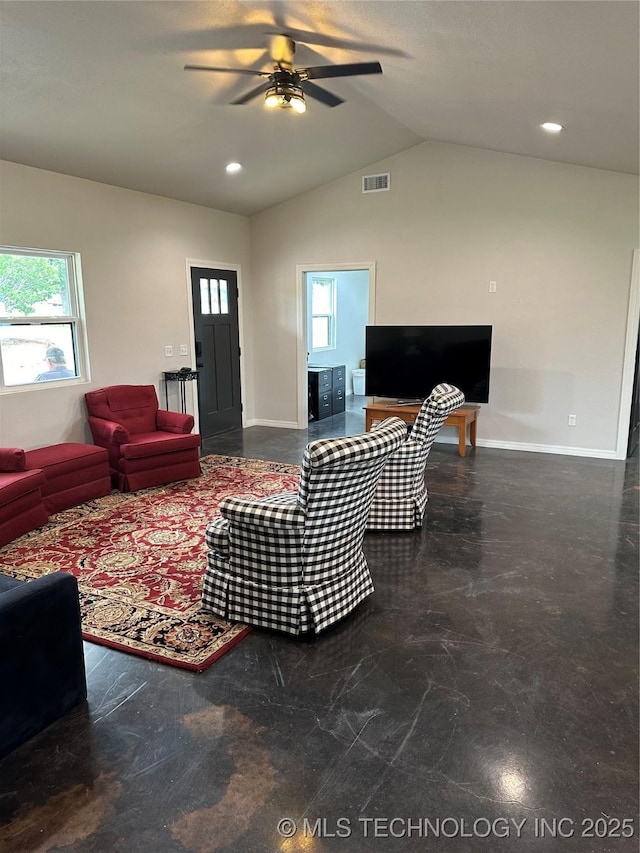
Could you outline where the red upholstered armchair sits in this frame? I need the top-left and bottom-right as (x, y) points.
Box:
(84, 385), (201, 492)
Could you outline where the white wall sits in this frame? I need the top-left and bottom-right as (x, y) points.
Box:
(2, 144), (637, 458)
(0, 161), (252, 448)
(249, 140), (638, 456)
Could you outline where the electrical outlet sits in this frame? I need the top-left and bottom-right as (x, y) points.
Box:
(179, 345), (188, 356)
(164, 345), (173, 357)
(489, 280), (497, 293)
(568, 414), (577, 426)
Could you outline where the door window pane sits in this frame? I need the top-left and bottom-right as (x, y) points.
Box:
(200, 279), (210, 315)
(219, 280), (229, 314)
(209, 280), (220, 314)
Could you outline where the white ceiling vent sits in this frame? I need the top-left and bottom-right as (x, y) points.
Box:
(362, 172), (390, 193)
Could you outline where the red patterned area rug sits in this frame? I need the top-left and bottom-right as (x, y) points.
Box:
(0, 455), (299, 672)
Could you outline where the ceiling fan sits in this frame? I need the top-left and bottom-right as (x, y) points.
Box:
(184, 33), (382, 113)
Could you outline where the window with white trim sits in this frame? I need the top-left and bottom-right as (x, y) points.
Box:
(310, 277), (337, 351)
(0, 247), (87, 390)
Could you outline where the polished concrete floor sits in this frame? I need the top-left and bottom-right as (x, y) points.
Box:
(1, 398), (638, 852)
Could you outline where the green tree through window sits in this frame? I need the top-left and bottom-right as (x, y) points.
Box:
(0, 254), (66, 315)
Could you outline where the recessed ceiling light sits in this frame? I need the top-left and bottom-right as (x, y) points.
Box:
(541, 122), (564, 133)
(225, 162), (243, 173)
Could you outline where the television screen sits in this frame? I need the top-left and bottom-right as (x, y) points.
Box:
(365, 325), (492, 403)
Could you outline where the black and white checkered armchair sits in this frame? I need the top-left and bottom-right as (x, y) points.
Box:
(366, 384), (465, 531)
(201, 417), (407, 636)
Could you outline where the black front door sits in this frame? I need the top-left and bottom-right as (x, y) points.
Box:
(190, 267), (242, 437)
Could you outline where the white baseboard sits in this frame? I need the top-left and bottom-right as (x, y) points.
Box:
(245, 418), (300, 429)
(475, 438), (618, 459)
(243, 421), (620, 459)
(435, 434), (617, 459)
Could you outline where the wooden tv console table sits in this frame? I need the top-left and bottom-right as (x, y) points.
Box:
(365, 402), (480, 457)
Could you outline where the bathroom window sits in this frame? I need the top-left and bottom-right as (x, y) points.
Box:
(310, 277), (336, 351)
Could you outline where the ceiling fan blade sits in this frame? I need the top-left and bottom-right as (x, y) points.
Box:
(300, 81), (344, 108)
(263, 29), (408, 58)
(184, 64), (268, 77)
(302, 61), (383, 81)
(230, 81), (273, 105)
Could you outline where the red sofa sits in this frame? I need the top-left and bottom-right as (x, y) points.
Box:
(85, 384), (201, 492)
(0, 448), (49, 548)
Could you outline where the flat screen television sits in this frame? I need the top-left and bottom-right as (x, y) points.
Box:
(365, 325), (493, 403)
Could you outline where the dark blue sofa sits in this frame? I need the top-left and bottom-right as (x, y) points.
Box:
(0, 571), (87, 759)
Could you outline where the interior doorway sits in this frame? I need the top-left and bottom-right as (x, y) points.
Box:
(296, 262), (376, 428)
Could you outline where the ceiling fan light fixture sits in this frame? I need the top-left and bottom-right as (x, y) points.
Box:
(264, 83), (306, 113)
(290, 94), (306, 114)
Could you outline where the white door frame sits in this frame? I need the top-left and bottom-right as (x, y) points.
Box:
(296, 261), (376, 429)
(615, 248), (640, 459)
(184, 258), (246, 432)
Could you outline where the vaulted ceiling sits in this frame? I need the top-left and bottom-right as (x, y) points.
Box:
(1, 1), (637, 216)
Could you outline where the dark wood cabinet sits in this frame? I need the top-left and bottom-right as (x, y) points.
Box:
(308, 365), (346, 421)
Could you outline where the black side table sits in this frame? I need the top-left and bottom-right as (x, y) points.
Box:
(163, 370), (199, 413)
